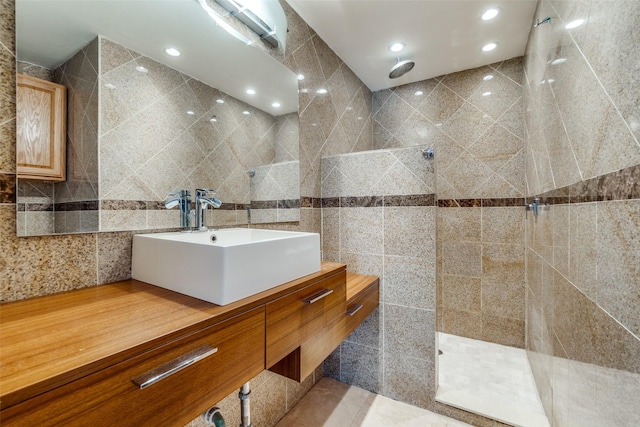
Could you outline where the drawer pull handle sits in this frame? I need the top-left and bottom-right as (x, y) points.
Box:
(132, 344), (218, 389)
(346, 303), (363, 316)
(302, 288), (334, 304)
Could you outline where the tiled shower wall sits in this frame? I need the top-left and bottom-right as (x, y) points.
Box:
(524, 0), (640, 425)
(0, 0), (371, 425)
(320, 145), (513, 427)
(371, 60), (527, 348)
(321, 145), (437, 406)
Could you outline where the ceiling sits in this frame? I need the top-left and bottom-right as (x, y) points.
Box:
(285, 0), (538, 91)
(16, 0), (298, 115)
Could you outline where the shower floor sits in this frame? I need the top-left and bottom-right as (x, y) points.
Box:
(436, 333), (550, 427)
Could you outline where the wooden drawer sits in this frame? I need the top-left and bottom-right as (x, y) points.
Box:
(1, 307), (265, 427)
(266, 270), (346, 368)
(343, 278), (380, 335)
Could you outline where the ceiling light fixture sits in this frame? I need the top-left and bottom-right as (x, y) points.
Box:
(272, 102), (281, 108)
(565, 19), (585, 29)
(481, 42), (498, 52)
(165, 47), (181, 57)
(246, 89), (256, 95)
(482, 8), (500, 20)
(389, 42), (405, 52)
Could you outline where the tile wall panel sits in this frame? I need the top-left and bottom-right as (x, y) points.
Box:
(524, 0), (640, 425)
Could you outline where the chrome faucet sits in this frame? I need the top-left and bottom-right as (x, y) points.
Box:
(194, 188), (222, 231)
(165, 190), (192, 229)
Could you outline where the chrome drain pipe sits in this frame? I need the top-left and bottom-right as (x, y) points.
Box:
(239, 382), (252, 427)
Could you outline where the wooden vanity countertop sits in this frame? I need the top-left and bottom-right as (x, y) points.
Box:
(0, 262), (346, 409)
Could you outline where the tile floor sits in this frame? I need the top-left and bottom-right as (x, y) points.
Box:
(436, 333), (550, 427)
(277, 377), (473, 427)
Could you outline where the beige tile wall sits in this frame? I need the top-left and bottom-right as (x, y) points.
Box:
(0, 0), (369, 425)
(524, 0), (640, 425)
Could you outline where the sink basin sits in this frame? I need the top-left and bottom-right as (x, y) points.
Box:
(132, 228), (321, 305)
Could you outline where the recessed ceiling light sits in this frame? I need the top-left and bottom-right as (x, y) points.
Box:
(482, 8), (500, 21)
(216, 99), (225, 104)
(272, 102), (281, 108)
(551, 58), (567, 65)
(482, 91), (492, 97)
(316, 88), (328, 94)
(483, 74), (494, 81)
(565, 19), (585, 29)
(243, 111), (250, 115)
(135, 66), (148, 73)
(297, 74), (305, 80)
(246, 89), (256, 95)
(187, 110), (195, 115)
(389, 42), (405, 53)
(414, 91), (424, 96)
(482, 42), (498, 52)
(165, 47), (181, 57)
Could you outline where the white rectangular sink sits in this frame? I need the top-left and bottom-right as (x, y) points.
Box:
(132, 228), (321, 305)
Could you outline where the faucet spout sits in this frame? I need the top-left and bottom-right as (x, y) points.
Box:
(165, 190), (192, 229)
(195, 189), (222, 231)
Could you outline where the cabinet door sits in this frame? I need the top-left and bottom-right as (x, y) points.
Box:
(16, 74), (66, 181)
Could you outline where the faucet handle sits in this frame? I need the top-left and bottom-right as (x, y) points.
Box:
(166, 189), (191, 199)
(195, 188), (216, 196)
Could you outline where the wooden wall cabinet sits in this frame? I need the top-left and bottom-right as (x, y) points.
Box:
(16, 74), (67, 182)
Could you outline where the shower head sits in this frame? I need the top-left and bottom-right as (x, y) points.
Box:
(389, 58), (415, 79)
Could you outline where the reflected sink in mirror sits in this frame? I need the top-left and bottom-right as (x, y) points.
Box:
(131, 229), (320, 305)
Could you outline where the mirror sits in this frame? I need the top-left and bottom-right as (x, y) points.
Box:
(15, 0), (299, 236)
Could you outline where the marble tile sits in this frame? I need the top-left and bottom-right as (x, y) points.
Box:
(393, 79), (439, 109)
(441, 66), (493, 99)
(440, 150), (494, 198)
(468, 123), (523, 174)
(437, 206), (481, 242)
(496, 57), (524, 86)
(97, 231), (134, 284)
(417, 83), (465, 125)
(383, 304), (435, 360)
(569, 202), (598, 300)
(441, 307), (482, 341)
(339, 207), (383, 255)
(383, 354), (435, 409)
(481, 314), (525, 348)
(345, 306), (383, 349)
(340, 252), (383, 280)
(497, 97), (524, 139)
(383, 206), (435, 257)
(482, 206), (525, 244)
(596, 200), (640, 337)
(468, 72), (523, 121)
(372, 92), (413, 135)
(442, 241), (482, 277)
(340, 341), (383, 394)
(441, 274), (481, 313)
(384, 255), (435, 310)
(441, 102), (494, 149)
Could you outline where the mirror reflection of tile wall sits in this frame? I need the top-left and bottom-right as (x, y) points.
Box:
(17, 37), (300, 235)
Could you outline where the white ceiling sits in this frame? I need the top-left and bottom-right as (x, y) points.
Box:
(16, 0), (298, 115)
(285, 0), (538, 91)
